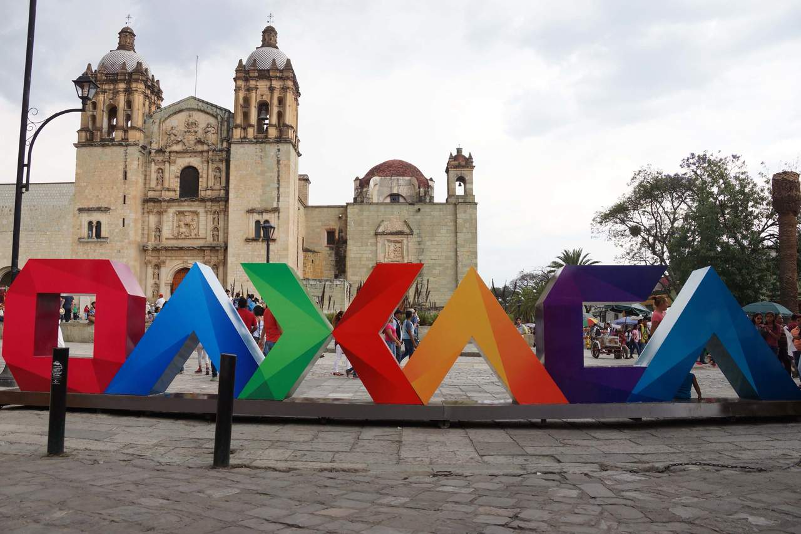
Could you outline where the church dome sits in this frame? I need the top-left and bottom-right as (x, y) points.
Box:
(245, 25), (290, 70)
(98, 49), (150, 72)
(359, 159), (430, 189)
(98, 26), (150, 73)
(245, 47), (288, 69)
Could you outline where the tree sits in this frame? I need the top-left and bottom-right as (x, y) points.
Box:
(593, 152), (779, 304)
(547, 248), (600, 273)
(492, 268), (551, 323)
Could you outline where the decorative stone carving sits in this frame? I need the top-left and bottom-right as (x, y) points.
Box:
(212, 226), (219, 242)
(385, 240), (405, 262)
(152, 287), (159, 300)
(153, 226), (161, 242)
(164, 113), (218, 150)
(153, 264), (160, 281)
(174, 211), (200, 238)
(375, 219), (413, 236)
(155, 168), (163, 187)
(212, 211), (220, 226)
(213, 167), (222, 187)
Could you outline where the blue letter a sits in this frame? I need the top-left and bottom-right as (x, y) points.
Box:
(106, 263), (264, 397)
(630, 267), (801, 402)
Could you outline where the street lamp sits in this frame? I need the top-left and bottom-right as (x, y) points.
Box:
(261, 221), (276, 263)
(10, 76), (99, 286)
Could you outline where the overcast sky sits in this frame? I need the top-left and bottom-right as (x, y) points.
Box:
(2, 1), (800, 284)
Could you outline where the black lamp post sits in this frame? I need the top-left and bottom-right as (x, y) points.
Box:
(261, 221), (276, 263)
(10, 74), (98, 285)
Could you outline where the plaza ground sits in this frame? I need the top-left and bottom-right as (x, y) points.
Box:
(1, 343), (800, 532)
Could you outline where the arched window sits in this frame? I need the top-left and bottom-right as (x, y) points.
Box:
(124, 113), (131, 129)
(276, 110), (283, 127)
(87, 221), (94, 239)
(95, 221), (102, 239)
(179, 166), (200, 198)
(278, 96), (284, 108)
(90, 101), (97, 111)
(257, 102), (269, 133)
(254, 220), (262, 239)
(386, 193), (406, 203)
(107, 106), (118, 137)
(125, 99), (132, 110)
(455, 176), (466, 196)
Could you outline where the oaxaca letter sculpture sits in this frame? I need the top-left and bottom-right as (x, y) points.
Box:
(3, 259), (800, 406)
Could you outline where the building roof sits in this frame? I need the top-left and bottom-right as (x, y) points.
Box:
(98, 49), (150, 72)
(245, 47), (289, 70)
(358, 159), (430, 189)
(0, 182), (74, 207)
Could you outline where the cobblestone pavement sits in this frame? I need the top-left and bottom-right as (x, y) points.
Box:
(1, 409), (801, 533)
(3, 341), (801, 532)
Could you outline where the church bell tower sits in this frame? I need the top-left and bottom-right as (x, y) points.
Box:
(71, 26), (163, 281)
(227, 23), (302, 286)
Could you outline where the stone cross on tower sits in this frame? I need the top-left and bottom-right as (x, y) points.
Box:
(771, 171), (801, 313)
(125, 14), (132, 26)
(266, 13), (274, 24)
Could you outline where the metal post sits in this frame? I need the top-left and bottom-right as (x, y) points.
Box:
(265, 237), (270, 263)
(47, 347), (69, 456)
(213, 353), (236, 468)
(11, 0), (37, 286)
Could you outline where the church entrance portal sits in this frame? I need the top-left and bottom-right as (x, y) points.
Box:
(171, 268), (190, 296)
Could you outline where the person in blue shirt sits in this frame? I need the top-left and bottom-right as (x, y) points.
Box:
(401, 310), (418, 361)
(674, 372), (702, 400)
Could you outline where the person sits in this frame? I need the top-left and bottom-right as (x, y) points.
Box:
(383, 315), (402, 365)
(393, 309), (404, 361)
(331, 311), (350, 376)
(247, 294), (256, 312)
(0, 303), (5, 323)
(84, 304), (90, 321)
(515, 318), (529, 335)
(776, 313), (794, 375)
(402, 310), (418, 361)
(411, 308), (420, 342)
(253, 305), (265, 343)
(194, 343), (210, 375)
(155, 293), (166, 310)
(762, 312), (783, 359)
(88, 301), (97, 323)
(674, 372), (702, 400)
(62, 295), (74, 323)
(236, 297), (257, 335)
(72, 300), (79, 320)
(790, 317), (801, 379)
(0, 285), (5, 305)
(650, 296), (668, 335)
(259, 304), (282, 356)
(629, 325), (641, 357)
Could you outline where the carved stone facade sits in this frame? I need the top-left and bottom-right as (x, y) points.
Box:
(0, 23), (477, 311)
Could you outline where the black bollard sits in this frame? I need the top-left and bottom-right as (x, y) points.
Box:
(47, 347), (69, 456)
(213, 353), (236, 468)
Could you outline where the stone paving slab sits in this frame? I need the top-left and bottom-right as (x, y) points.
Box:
(1, 407), (801, 532)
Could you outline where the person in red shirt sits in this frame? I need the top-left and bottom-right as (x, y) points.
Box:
(236, 296), (257, 335)
(259, 305), (282, 356)
(650, 296), (668, 335)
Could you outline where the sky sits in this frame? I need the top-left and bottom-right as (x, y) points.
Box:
(1, 0), (800, 285)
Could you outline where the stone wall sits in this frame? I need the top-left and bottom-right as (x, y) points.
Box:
(345, 201), (477, 308)
(303, 205), (347, 279)
(302, 278), (352, 313)
(0, 183), (75, 279)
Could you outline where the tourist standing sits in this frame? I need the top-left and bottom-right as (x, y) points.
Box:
(393, 309), (404, 361)
(253, 305), (265, 344)
(383, 315), (402, 364)
(236, 297), (258, 335)
(259, 304), (282, 356)
(515, 318), (529, 335)
(155, 293), (166, 310)
(762, 312), (782, 357)
(790, 316), (801, 378)
(776, 314), (794, 375)
(62, 295), (74, 323)
(402, 310), (418, 361)
(650, 297), (668, 335)
(331, 311), (350, 376)
(194, 343), (210, 375)
(411, 308), (420, 342)
(88, 301), (97, 323)
(630, 325), (641, 357)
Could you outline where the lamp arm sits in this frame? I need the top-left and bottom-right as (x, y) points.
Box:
(24, 107), (83, 192)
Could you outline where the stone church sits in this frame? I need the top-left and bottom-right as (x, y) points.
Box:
(0, 23), (477, 310)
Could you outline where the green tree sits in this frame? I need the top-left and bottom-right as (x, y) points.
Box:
(593, 152), (779, 304)
(547, 248), (600, 273)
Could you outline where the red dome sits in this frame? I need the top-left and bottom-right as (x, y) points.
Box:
(358, 159), (430, 189)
